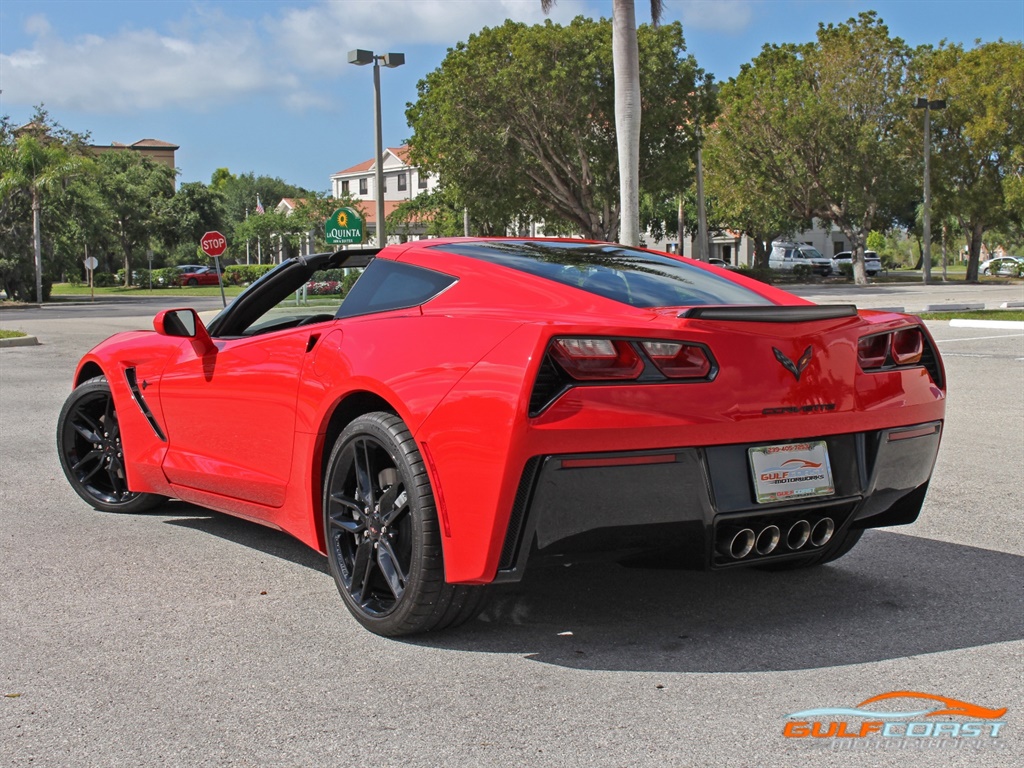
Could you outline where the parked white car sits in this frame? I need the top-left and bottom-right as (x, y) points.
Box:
(833, 250), (883, 277)
(769, 242), (833, 276)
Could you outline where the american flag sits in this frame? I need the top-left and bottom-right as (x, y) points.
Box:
(255, 195), (265, 214)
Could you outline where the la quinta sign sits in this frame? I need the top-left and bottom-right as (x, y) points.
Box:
(325, 207), (364, 245)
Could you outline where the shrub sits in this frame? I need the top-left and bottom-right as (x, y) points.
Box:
(838, 263), (854, 278)
(224, 264), (276, 285)
(792, 264), (812, 279)
(152, 267), (181, 287)
(735, 265), (774, 284)
(93, 272), (118, 287)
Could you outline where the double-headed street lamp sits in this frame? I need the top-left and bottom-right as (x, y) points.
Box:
(913, 96), (947, 285)
(348, 49), (405, 246)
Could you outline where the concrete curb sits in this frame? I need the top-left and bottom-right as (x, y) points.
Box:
(949, 319), (1024, 330)
(0, 335), (40, 348)
(923, 302), (986, 312)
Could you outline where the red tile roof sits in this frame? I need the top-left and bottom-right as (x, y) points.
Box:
(335, 145), (412, 175)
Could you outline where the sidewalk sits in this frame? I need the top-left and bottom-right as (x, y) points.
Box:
(786, 281), (1024, 313)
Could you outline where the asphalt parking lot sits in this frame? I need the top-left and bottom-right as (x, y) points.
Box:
(1, 284), (1022, 768)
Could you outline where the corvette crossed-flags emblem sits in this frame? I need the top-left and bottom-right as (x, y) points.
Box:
(773, 346), (814, 381)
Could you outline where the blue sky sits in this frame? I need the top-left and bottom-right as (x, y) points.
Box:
(2, 1), (1021, 193)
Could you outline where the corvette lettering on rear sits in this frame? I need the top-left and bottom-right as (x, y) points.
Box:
(762, 403), (837, 415)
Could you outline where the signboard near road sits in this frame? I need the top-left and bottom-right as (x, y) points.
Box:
(83, 255), (98, 302)
(325, 208), (364, 245)
(198, 230), (228, 307)
(200, 231), (228, 258)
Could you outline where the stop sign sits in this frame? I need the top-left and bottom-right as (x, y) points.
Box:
(200, 231), (227, 258)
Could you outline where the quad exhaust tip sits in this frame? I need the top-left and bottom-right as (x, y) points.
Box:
(719, 528), (755, 559)
(811, 517), (835, 547)
(717, 517), (836, 560)
(755, 525), (781, 555)
(786, 520), (811, 550)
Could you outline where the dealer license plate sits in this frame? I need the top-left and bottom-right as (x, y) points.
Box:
(748, 441), (835, 504)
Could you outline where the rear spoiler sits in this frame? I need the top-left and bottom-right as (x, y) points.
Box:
(680, 305), (858, 322)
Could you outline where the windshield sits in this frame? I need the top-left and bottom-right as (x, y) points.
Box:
(798, 247), (825, 260)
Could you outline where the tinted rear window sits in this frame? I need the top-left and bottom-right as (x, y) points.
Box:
(336, 259), (456, 318)
(433, 240), (771, 308)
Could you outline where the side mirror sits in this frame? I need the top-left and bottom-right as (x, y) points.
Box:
(154, 308), (217, 356)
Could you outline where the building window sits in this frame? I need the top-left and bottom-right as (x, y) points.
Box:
(359, 178), (368, 195)
(341, 180), (349, 194)
(418, 173), (428, 190)
(398, 173), (407, 191)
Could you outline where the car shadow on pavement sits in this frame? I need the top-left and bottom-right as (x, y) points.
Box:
(156, 507), (1023, 674)
(162, 503), (329, 574)
(415, 530), (1024, 673)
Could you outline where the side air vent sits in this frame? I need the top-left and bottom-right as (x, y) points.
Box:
(498, 457), (542, 571)
(528, 354), (569, 416)
(919, 335), (945, 389)
(124, 368), (166, 441)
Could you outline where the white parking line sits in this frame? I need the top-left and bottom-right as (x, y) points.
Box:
(933, 334), (1024, 342)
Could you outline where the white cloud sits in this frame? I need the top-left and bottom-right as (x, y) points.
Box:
(676, 0), (753, 32)
(0, 9), (310, 113)
(274, 0), (588, 71)
(0, 0), (594, 114)
(23, 14), (52, 37)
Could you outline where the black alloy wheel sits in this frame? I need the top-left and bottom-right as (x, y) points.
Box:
(323, 412), (485, 636)
(56, 377), (165, 514)
(186, 277), (199, 286)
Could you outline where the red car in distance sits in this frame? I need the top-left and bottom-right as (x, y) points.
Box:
(175, 265), (222, 286)
(57, 239), (946, 636)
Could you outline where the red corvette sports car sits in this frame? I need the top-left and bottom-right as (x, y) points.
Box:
(57, 239), (945, 636)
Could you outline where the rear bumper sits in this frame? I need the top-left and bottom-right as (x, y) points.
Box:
(494, 420), (942, 582)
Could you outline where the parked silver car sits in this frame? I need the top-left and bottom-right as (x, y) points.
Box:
(980, 256), (1024, 276)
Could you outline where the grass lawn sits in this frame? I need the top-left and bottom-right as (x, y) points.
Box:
(918, 309), (1024, 322)
(0, 329), (28, 339)
(51, 283), (246, 298)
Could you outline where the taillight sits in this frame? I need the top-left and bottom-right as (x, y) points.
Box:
(858, 334), (889, 369)
(641, 341), (712, 379)
(550, 338), (643, 380)
(859, 327), (926, 370)
(891, 328), (923, 365)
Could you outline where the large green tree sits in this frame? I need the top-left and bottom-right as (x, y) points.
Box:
(702, 13), (917, 284)
(162, 181), (226, 253)
(95, 151), (176, 286)
(922, 40), (1024, 281)
(0, 112), (91, 301)
(542, 0), (665, 246)
(406, 16), (708, 241)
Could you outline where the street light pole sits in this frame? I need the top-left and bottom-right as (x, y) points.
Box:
(349, 49), (405, 247)
(914, 96), (946, 285)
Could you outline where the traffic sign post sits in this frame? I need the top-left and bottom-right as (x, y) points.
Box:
(200, 231), (229, 307)
(84, 253), (98, 303)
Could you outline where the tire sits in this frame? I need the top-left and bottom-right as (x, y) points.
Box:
(757, 528), (864, 571)
(323, 412), (486, 636)
(56, 377), (166, 514)
(186, 277), (199, 286)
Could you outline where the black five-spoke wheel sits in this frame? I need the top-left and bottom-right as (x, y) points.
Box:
(57, 377), (165, 514)
(323, 412), (485, 636)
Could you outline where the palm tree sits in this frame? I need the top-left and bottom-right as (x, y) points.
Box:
(542, 0), (662, 246)
(0, 133), (85, 303)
